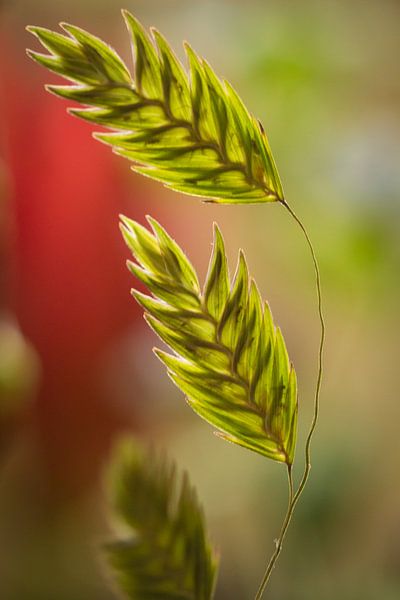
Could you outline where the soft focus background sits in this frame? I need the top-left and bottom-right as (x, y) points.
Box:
(0, 0), (399, 598)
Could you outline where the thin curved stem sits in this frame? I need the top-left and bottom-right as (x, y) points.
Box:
(255, 199), (325, 599)
(255, 466), (294, 600)
(281, 200), (325, 507)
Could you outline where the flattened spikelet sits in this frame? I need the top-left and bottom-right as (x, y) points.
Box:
(27, 12), (284, 204)
(121, 217), (298, 465)
(107, 440), (218, 599)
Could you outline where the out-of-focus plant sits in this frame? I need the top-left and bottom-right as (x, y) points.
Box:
(27, 11), (325, 598)
(106, 439), (218, 600)
(0, 316), (39, 451)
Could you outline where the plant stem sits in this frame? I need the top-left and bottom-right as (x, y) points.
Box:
(255, 466), (294, 600)
(254, 199), (325, 599)
(280, 200), (325, 501)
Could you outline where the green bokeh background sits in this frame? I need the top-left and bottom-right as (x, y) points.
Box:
(0, 1), (399, 598)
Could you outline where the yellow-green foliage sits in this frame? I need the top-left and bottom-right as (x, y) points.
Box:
(121, 216), (298, 465)
(27, 11), (283, 203)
